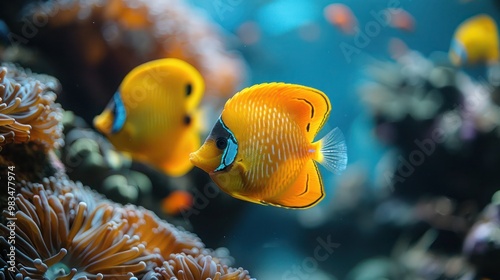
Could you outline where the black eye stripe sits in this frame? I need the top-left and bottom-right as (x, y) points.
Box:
(210, 118), (238, 172)
(184, 115), (191, 125)
(186, 83), (192, 96)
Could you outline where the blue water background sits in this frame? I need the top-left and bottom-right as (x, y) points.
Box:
(187, 1), (499, 279)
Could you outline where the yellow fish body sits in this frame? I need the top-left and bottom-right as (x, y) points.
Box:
(190, 83), (347, 209)
(94, 58), (204, 176)
(449, 14), (500, 66)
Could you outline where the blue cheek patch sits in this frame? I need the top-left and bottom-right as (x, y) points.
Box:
(214, 118), (238, 172)
(215, 137), (238, 172)
(111, 92), (127, 134)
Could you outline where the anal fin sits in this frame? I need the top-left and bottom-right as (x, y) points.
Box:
(264, 160), (325, 209)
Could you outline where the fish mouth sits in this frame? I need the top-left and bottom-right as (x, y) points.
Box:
(189, 152), (206, 171)
(189, 139), (222, 174)
(93, 109), (113, 134)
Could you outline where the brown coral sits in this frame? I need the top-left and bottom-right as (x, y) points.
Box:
(28, 0), (245, 100)
(0, 63), (63, 151)
(0, 173), (252, 280)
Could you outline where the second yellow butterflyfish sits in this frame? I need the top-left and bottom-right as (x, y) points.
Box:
(94, 58), (204, 176)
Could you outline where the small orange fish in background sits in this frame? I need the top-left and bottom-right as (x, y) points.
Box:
(94, 58), (205, 177)
(190, 83), (348, 209)
(387, 8), (415, 32)
(388, 37), (409, 60)
(324, 3), (358, 35)
(161, 190), (194, 216)
(237, 21), (261, 46)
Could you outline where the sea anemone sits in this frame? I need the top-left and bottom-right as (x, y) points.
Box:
(1, 175), (157, 279)
(0, 63), (63, 151)
(0, 173), (252, 279)
(147, 253), (251, 280)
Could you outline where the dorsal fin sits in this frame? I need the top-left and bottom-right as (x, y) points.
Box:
(267, 83), (331, 142)
(120, 58), (205, 112)
(473, 14), (497, 32)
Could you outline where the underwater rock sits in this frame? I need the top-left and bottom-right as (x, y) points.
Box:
(463, 202), (500, 279)
(59, 120), (191, 222)
(345, 258), (401, 280)
(360, 51), (500, 209)
(394, 229), (470, 279)
(359, 50), (500, 279)
(360, 51), (461, 144)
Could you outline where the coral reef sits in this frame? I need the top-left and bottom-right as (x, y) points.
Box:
(358, 51), (500, 279)
(1, 173), (251, 279)
(0, 56), (252, 280)
(360, 51), (500, 206)
(292, 50), (500, 280)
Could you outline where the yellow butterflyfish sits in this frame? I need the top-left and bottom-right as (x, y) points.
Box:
(449, 14), (500, 66)
(94, 58), (204, 176)
(190, 83), (347, 209)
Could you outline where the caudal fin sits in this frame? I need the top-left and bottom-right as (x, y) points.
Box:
(316, 127), (347, 174)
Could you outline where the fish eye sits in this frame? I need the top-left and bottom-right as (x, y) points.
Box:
(183, 115), (191, 125)
(185, 83), (192, 96)
(216, 137), (228, 150)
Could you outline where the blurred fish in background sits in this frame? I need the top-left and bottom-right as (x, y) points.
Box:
(449, 14), (499, 66)
(324, 3), (358, 35)
(94, 58), (205, 177)
(161, 189), (194, 216)
(386, 8), (415, 32)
